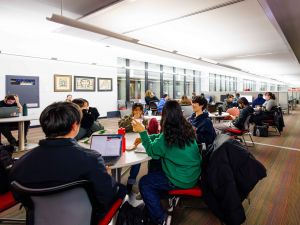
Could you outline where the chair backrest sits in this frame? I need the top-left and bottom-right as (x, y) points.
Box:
(149, 101), (158, 111)
(243, 114), (253, 130)
(107, 111), (121, 118)
(181, 105), (194, 118)
(11, 180), (92, 225)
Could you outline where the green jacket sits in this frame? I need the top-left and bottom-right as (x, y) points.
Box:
(139, 131), (201, 189)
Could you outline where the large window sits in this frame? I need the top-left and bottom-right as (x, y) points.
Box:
(194, 71), (201, 94)
(117, 58), (126, 100)
(175, 68), (184, 99)
(260, 82), (267, 92)
(148, 63), (161, 98)
(163, 66), (173, 99)
(270, 83), (276, 92)
(209, 73), (216, 92)
(243, 79), (256, 91)
(185, 69), (194, 98)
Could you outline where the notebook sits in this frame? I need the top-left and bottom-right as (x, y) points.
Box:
(0, 107), (19, 118)
(90, 134), (122, 166)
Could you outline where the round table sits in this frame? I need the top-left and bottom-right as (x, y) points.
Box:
(209, 112), (230, 123)
(79, 132), (151, 182)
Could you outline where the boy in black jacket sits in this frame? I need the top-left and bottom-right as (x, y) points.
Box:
(10, 102), (125, 223)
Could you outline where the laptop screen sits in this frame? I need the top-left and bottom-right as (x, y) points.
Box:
(90, 134), (122, 157)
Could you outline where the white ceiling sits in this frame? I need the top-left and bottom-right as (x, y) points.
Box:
(1, 0), (300, 86)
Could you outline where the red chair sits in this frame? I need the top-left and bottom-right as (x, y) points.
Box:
(166, 186), (203, 225)
(225, 115), (254, 149)
(0, 191), (25, 223)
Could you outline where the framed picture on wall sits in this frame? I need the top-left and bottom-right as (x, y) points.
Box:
(74, 76), (95, 92)
(54, 74), (72, 92)
(98, 78), (112, 91)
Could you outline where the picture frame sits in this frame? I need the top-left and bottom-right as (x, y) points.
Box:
(98, 78), (112, 92)
(74, 76), (96, 92)
(54, 74), (72, 92)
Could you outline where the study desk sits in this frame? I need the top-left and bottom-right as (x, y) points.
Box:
(209, 112), (230, 123)
(0, 115), (39, 151)
(79, 132), (151, 182)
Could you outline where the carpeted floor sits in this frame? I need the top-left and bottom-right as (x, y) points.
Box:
(1, 108), (300, 225)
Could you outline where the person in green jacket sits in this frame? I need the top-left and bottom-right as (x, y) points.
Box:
(132, 100), (202, 225)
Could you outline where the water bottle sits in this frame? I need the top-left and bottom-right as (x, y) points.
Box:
(22, 103), (28, 116)
(118, 127), (126, 153)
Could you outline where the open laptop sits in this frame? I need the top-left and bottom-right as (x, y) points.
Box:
(90, 134), (122, 166)
(0, 107), (19, 118)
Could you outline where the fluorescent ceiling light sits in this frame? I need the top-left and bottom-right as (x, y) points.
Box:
(47, 14), (139, 43)
(200, 57), (218, 64)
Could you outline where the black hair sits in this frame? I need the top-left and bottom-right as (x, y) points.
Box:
(160, 100), (196, 148)
(5, 95), (16, 101)
(265, 92), (276, 100)
(238, 97), (249, 106)
(40, 102), (82, 138)
(236, 93), (240, 97)
(258, 93), (263, 98)
(132, 103), (143, 114)
(192, 95), (208, 110)
(81, 98), (89, 106)
(226, 94), (234, 98)
(72, 98), (85, 108)
(162, 94), (168, 98)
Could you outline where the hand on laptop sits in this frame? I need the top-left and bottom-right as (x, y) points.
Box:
(132, 119), (145, 133)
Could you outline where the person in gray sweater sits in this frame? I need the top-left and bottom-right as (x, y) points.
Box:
(262, 92), (277, 111)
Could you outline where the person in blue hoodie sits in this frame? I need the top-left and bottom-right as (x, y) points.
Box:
(188, 96), (216, 149)
(252, 93), (266, 108)
(157, 94), (169, 114)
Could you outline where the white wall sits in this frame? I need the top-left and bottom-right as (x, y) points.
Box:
(0, 54), (118, 125)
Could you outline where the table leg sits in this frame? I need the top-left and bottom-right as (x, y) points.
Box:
(112, 168), (122, 183)
(18, 121), (25, 151)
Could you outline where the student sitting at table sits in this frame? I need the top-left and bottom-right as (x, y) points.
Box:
(179, 95), (192, 106)
(214, 97), (254, 133)
(132, 100), (201, 225)
(72, 98), (100, 140)
(252, 93), (266, 108)
(10, 101), (126, 224)
(82, 99), (104, 130)
(252, 92), (277, 125)
(223, 94), (237, 111)
(188, 95), (216, 149)
(157, 94), (169, 114)
(118, 103), (148, 193)
(0, 94), (30, 146)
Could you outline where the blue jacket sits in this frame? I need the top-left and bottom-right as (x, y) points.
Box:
(157, 98), (166, 113)
(252, 97), (265, 108)
(188, 112), (216, 147)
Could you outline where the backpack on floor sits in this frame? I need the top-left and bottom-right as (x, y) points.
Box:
(116, 201), (150, 225)
(253, 124), (268, 137)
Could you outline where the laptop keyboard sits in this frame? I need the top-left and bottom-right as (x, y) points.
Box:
(102, 156), (119, 166)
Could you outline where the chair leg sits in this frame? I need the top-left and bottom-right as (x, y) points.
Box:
(241, 135), (249, 150)
(247, 132), (255, 147)
(167, 197), (180, 225)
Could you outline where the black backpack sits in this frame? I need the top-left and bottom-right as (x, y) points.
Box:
(116, 201), (150, 225)
(253, 124), (268, 137)
(0, 145), (15, 193)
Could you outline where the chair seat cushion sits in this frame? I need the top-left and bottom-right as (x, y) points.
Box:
(0, 192), (17, 213)
(168, 186), (203, 197)
(225, 128), (244, 135)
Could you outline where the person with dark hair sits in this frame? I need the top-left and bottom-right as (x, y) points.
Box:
(234, 93), (240, 103)
(179, 95), (192, 106)
(214, 97), (254, 133)
(82, 99), (104, 130)
(72, 98), (97, 140)
(132, 100), (201, 225)
(118, 103), (148, 193)
(157, 94), (169, 114)
(252, 93), (266, 108)
(252, 92), (277, 125)
(65, 94), (72, 102)
(10, 102), (126, 223)
(0, 94), (30, 146)
(188, 96), (216, 148)
(223, 94), (237, 111)
(262, 92), (277, 111)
